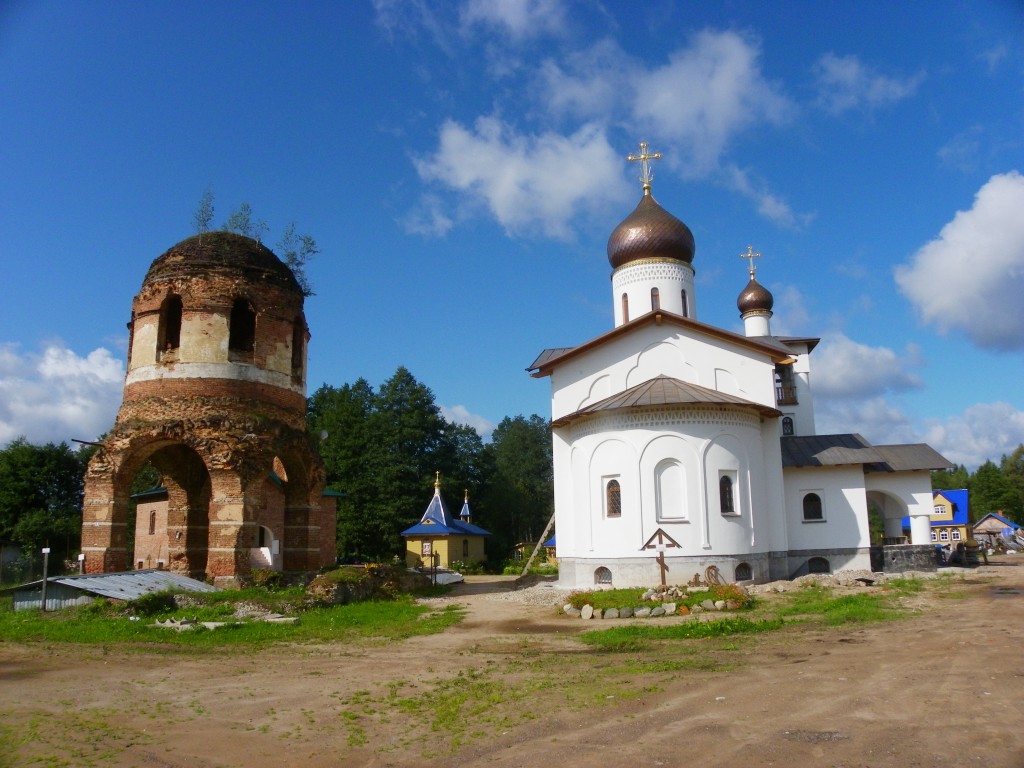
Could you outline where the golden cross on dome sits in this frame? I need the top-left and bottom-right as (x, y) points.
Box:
(740, 245), (761, 278)
(627, 141), (662, 194)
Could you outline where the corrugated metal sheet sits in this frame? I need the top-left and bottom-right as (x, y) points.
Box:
(782, 434), (954, 472)
(7, 569), (218, 612)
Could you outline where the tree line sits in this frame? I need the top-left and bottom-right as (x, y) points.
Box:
(931, 445), (1024, 524)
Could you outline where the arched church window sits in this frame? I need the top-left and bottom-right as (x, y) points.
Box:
(802, 493), (823, 521)
(651, 287), (660, 311)
(594, 566), (612, 585)
(229, 298), (256, 360)
(782, 416), (794, 436)
(735, 562), (752, 581)
(621, 293), (629, 323)
(680, 289), (688, 318)
(157, 294), (183, 358)
(606, 479), (621, 518)
(719, 475), (735, 515)
(148, 511), (156, 536)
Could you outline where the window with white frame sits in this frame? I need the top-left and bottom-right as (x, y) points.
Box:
(951, 529), (961, 541)
(939, 529), (949, 541)
(802, 492), (824, 521)
(719, 472), (738, 515)
(931, 531), (937, 542)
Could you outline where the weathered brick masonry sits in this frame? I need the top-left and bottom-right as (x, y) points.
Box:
(82, 232), (335, 586)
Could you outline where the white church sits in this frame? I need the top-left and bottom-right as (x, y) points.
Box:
(528, 145), (952, 589)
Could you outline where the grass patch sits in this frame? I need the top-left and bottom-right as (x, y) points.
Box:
(773, 586), (897, 625)
(0, 594), (464, 649)
(567, 583), (753, 612)
(579, 616), (785, 651)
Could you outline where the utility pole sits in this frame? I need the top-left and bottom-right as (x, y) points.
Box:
(40, 547), (51, 612)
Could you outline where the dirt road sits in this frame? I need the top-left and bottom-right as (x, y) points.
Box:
(1, 561), (1022, 767)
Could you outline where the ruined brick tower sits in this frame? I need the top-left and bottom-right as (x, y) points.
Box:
(81, 232), (335, 585)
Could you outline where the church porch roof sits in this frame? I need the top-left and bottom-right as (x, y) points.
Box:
(551, 374), (782, 428)
(782, 434), (953, 472)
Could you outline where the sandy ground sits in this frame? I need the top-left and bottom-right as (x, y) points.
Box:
(1, 559), (1023, 768)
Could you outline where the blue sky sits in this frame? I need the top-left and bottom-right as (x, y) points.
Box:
(1, 0), (1022, 470)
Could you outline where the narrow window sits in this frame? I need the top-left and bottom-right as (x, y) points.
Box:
(719, 475), (735, 515)
(606, 479), (621, 518)
(157, 294), (183, 357)
(680, 289), (688, 318)
(802, 493), (823, 521)
(291, 314), (306, 380)
(735, 562), (752, 581)
(462, 539), (469, 557)
(621, 293), (629, 323)
(229, 298), (256, 358)
(421, 540), (432, 557)
(148, 511), (156, 536)
(594, 566), (612, 585)
(782, 416), (794, 436)
(651, 287), (660, 310)
(931, 531), (937, 542)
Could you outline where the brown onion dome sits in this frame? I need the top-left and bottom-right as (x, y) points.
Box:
(607, 193), (696, 269)
(737, 276), (774, 315)
(143, 231), (300, 292)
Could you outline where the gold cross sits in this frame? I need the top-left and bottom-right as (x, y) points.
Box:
(740, 245), (761, 278)
(627, 141), (662, 193)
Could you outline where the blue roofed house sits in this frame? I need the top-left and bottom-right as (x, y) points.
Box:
(401, 474), (490, 568)
(972, 512), (1022, 548)
(902, 489), (970, 548)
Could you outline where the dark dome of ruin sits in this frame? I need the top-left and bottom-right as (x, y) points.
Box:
(143, 231), (300, 291)
(607, 193), (696, 269)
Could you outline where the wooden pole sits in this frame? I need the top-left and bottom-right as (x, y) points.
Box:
(521, 512), (556, 578)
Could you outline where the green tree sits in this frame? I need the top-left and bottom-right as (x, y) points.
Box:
(223, 201), (269, 242)
(277, 222), (319, 297)
(931, 464), (970, 491)
(485, 414), (553, 558)
(969, 460), (1020, 523)
(0, 438), (92, 563)
(193, 186), (214, 235)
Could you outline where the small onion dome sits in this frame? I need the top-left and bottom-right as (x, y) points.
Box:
(737, 276), (774, 315)
(607, 193), (695, 269)
(143, 231), (300, 292)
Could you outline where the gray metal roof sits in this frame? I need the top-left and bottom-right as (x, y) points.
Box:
(782, 434), (953, 472)
(41, 569), (219, 601)
(552, 375), (781, 427)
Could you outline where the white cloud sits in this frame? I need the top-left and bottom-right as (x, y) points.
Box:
(724, 165), (812, 229)
(811, 333), (923, 399)
(813, 53), (924, 114)
(460, 0), (567, 40)
(920, 402), (1024, 471)
(632, 30), (791, 176)
(768, 284), (811, 336)
(894, 171), (1024, 351)
(814, 396), (919, 445)
(414, 118), (628, 239)
(440, 404), (496, 440)
(938, 126), (983, 173)
(0, 341), (123, 447)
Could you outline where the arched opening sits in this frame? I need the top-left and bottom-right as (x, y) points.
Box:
(782, 416), (794, 436)
(808, 556), (830, 574)
(594, 566), (612, 585)
(650, 287), (660, 311)
(655, 459), (685, 520)
(719, 475), (735, 515)
(680, 289), (688, 318)
(606, 479), (621, 518)
(621, 293), (629, 323)
(251, 525), (279, 571)
(157, 294), (183, 359)
(735, 562), (752, 581)
(229, 298), (256, 362)
(802, 492), (823, 521)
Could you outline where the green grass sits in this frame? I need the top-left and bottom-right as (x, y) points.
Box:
(772, 586), (898, 625)
(0, 594), (464, 648)
(567, 583), (752, 612)
(579, 616), (785, 651)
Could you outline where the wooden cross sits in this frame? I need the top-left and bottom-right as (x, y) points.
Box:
(641, 528), (681, 587)
(627, 141), (662, 193)
(740, 245), (761, 278)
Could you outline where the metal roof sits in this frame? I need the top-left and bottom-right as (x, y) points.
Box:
(17, 569), (220, 601)
(782, 434), (953, 472)
(552, 375), (781, 427)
